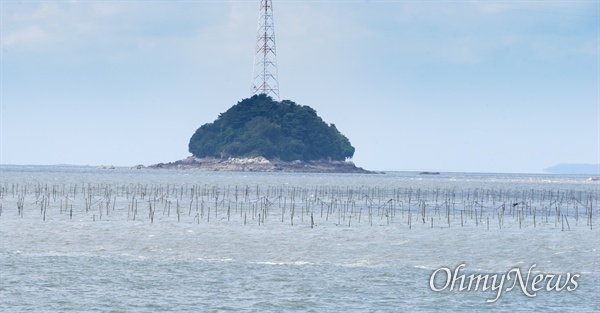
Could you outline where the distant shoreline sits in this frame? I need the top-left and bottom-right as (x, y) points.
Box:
(543, 163), (600, 175)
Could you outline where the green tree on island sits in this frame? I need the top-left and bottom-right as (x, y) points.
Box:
(189, 94), (355, 162)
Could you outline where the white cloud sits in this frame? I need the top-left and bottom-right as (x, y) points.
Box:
(3, 25), (47, 48)
(2, 2), (103, 51)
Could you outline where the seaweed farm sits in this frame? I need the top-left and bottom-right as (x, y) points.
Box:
(2, 180), (597, 231)
(1, 166), (599, 312)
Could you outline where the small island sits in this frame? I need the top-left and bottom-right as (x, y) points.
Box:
(145, 95), (374, 173)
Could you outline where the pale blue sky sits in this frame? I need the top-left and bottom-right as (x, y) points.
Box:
(1, 0), (598, 173)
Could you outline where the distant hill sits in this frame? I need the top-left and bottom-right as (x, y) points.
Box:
(544, 163), (600, 175)
(188, 95), (355, 162)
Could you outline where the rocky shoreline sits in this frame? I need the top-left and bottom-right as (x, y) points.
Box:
(135, 156), (377, 174)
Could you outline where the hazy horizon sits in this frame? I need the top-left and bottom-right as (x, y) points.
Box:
(2, 162), (600, 175)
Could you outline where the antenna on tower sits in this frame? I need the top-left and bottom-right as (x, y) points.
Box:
(251, 0), (280, 100)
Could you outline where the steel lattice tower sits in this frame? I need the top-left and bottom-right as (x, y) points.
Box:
(251, 0), (280, 100)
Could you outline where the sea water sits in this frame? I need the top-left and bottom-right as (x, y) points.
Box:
(0, 165), (598, 312)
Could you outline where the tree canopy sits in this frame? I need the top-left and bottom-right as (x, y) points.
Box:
(189, 95), (355, 162)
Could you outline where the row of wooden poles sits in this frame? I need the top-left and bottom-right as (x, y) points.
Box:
(1, 183), (597, 230)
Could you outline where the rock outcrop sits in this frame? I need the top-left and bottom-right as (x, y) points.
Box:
(142, 156), (376, 174)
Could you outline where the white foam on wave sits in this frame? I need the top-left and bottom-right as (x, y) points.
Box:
(413, 265), (437, 271)
(254, 261), (314, 266)
(196, 257), (236, 263)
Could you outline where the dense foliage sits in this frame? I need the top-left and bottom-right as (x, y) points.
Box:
(189, 95), (355, 161)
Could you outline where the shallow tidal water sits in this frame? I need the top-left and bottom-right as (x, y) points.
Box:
(0, 166), (598, 312)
